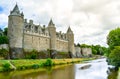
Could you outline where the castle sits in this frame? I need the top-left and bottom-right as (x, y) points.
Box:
(8, 4), (74, 58)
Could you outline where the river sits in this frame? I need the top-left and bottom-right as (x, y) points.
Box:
(0, 58), (119, 79)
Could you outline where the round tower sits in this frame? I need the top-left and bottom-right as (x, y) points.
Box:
(48, 19), (56, 50)
(8, 4), (24, 58)
(67, 26), (74, 57)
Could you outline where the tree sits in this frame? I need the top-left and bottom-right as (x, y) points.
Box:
(80, 44), (91, 48)
(0, 36), (8, 44)
(77, 43), (80, 47)
(107, 28), (120, 67)
(3, 27), (8, 36)
(109, 46), (120, 67)
(107, 28), (120, 49)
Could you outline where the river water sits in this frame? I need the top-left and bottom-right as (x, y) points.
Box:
(0, 58), (119, 79)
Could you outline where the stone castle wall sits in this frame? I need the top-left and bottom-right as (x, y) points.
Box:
(23, 33), (69, 52)
(23, 33), (50, 51)
(56, 39), (68, 52)
(74, 47), (92, 57)
(81, 48), (92, 56)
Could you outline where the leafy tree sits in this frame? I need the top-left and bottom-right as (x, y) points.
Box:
(107, 28), (120, 49)
(109, 46), (120, 67)
(3, 27), (8, 36)
(0, 36), (8, 44)
(77, 43), (80, 47)
(92, 48), (97, 55)
(107, 28), (120, 67)
(80, 44), (91, 48)
(91, 45), (108, 55)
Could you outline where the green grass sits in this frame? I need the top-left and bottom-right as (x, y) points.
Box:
(0, 58), (95, 72)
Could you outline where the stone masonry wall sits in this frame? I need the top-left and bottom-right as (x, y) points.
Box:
(81, 48), (92, 56)
(23, 33), (50, 51)
(56, 39), (68, 52)
(74, 47), (92, 57)
(23, 33), (69, 52)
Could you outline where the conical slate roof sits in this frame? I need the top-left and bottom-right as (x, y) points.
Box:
(12, 4), (20, 12)
(67, 26), (72, 33)
(10, 4), (21, 16)
(48, 19), (54, 26)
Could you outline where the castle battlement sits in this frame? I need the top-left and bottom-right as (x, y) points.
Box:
(24, 18), (68, 41)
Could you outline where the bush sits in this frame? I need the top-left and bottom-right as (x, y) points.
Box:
(17, 66), (26, 70)
(2, 63), (10, 71)
(43, 58), (53, 66)
(108, 46), (120, 67)
(32, 64), (39, 69)
(0, 36), (8, 44)
(24, 49), (38, 59)
(0, 48), (9, 59)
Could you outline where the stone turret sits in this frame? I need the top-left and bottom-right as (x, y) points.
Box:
(48, 19), (56, 50)
(8, 4), (24, 58)
(67, 26), (74, 56)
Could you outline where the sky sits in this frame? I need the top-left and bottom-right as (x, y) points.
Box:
(0, 0), (120, 47)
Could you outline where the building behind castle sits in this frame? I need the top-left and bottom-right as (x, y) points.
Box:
(8, 4), (75, 58)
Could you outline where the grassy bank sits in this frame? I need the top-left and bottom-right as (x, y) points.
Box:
(0, 58), (94, 72)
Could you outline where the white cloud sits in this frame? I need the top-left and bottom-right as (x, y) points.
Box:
(0, 13), (8, 28)
(0, 0), (120, 47)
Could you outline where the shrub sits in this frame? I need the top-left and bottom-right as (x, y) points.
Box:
(0, 48), (9, 59)
(32, 64), (39, 69)
(2, 63), (10, 71)
(24, 49), (38, 59)
(43, 58), (53, 66)
(17, 66), (26, 70)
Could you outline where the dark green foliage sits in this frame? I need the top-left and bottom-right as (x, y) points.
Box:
(92, 48), (97, 55)
(2, 63), (10, 71)
(107, 28), (120, 49)
(107, 28), (120, 67)
(24, 49), (38, 59)
(0, 48), (9, 59)
(3, 28), (7, 36)
(32, 64), (39, 69)
(17, 66), (26, 70)
(0, 28), (8, 44)
(68, 51), (72, 58)
(79, 44), (108, 55)
(80, 44), (91, 48)
(77, 43), (80, 47)
(91, 45), (108, 55)
(43, 58), (53, 66)
(30, 54), (37, 59)
(108, 46), (120, 67)
(0, 36), (8, 44)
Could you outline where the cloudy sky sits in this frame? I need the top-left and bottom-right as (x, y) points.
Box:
(0, 0), (120, 47)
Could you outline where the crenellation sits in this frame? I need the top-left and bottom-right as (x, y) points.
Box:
(56, 31), (68, 41)
(29, 20), (33, 24)
(24, 19), (27, 23)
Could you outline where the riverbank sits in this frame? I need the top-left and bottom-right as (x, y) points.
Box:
(0, 58), (94, 72)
